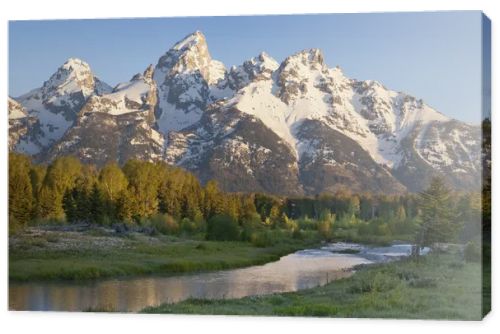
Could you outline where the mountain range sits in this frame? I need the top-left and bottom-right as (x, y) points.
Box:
(8, 31), (481, 195)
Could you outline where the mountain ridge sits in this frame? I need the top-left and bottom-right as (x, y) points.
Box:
(8, 31), (481, 195)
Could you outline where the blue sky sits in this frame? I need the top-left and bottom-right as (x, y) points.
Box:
(9, 11), (485, 123)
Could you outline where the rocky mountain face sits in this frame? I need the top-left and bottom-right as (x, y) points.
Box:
(42, 65), (164, 166)
(9, 31), (482, 195)
(153, 31), (227, 134)
(8, 98), (37, 151)
(12, 58), (112, 155)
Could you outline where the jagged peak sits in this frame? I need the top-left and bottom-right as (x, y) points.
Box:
(143, 64), (155, 80)
(130, 64), (155, 82)
(41, 57), (96, 96)
(155, 30), (214, 81)
(255, 52), (279, 70)
(283, 48), (325, 67)
(61, 57), (92, 71)
(171, 30), (207, 52)
(223, 52), (279, 91)
(353, 79), (393, 95)
(331, 65), (344, 73)
(230, 52), (279, 75)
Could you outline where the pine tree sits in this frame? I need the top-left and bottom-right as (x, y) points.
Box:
(415, 177), (458, 251)
(98, 162), (128, 202)
(62, 187), (79, 223)
(203, 180), (222, 218)
(123, 160), (160, 217)
(62, 176), (94, 223)
(157, 165), (183, 218)
(9, 153), (33, 228)
(240, 195), (258, 223)
(39, 156), (83, 219)
(89, 183), (106, 224)
(29, 164), (46, 218)
(116, 188), (137, 222)
(98, 162), (128, 218)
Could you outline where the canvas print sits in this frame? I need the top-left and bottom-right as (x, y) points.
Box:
(8, 11), (491, 319)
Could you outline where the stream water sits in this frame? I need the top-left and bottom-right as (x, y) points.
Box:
(9, 243), (429, 312)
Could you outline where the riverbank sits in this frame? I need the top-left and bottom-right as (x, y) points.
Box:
(143, 252), (484, 320)
(9, 226), (315, 281)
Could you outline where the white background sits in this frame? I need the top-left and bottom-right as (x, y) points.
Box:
(0, 0), (498, 333)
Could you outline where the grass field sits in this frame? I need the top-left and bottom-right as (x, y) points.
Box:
(9, 227), (313, 281)
(143, 253), (484, 320)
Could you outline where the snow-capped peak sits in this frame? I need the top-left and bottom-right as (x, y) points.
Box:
(256, 52), (280, 70)
(171, 30), (205, 52)
(153, 31), (228, 134)
(14, 58), (112, 154)
(224, 52), (280, 92)
(9, 32), (481, 194)
(62, 57), (91, 71)
(155, 30), (219, 82)
(42, 58), (96, 98)
(280, 48), (326, 72)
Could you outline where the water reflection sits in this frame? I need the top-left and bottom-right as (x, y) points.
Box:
(9, 250), (369, 312)
(9, 243), (419, 312)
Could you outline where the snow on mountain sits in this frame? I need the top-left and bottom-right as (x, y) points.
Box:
(8, 97), (28, 120)
(9, 30), (481, 193)
(43, 65), (164, 166)
(8, 97), (37, 151)
(94, 77), (113, 95)
(15, 58), (112, 154)
(83, 65), (157, 116)
(165, 104), (304, 195)
(226, 52), (279, 90)
(166, 44), (480, 192)
(153, 31), (228, 134)
(216, 48), (465, 172)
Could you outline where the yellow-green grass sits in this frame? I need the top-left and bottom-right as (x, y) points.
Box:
(143, 253), (484, 320)
(9, 230), (313, 281)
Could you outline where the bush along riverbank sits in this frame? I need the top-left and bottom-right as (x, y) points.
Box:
(143, 251), (483, 320)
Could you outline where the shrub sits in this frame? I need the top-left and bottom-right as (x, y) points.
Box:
(317, 220), (332, 240)
(276, 213), (298, 231)
(250, 229), (290, 247)
(292, 228), (304, 240)
(389, 218), (417, 235)
(149, 213), (179, 235)
(206, 214), (240, 241)
(371, 271), (400, 292)
(250, 231), (273, 247)
(348, 270), (400, 294)
(376, 223), (391, 236)
(180, 217), (206, 234)
(297, 217), (317, 230)
(240, 213), (264, 241)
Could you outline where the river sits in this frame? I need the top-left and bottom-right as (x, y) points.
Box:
(9, 243), (429, 312)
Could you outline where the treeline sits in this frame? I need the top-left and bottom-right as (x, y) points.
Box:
(9, 153), (481, 244)
(9, 153), (256, 232)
